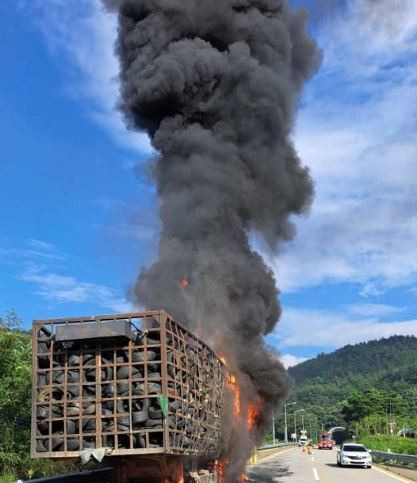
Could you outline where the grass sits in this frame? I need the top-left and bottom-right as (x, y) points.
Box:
(359, 435), (417, 455)
(0, 475), (18, 483)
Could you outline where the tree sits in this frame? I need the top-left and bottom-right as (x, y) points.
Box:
(0, 310), (24, 331)
(0, 322), (32, 476)
(0, 313), (80, 480)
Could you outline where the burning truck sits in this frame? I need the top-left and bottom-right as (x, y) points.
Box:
(32, 310), (229, 480)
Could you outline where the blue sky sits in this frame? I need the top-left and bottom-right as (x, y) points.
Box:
(2, 0), (417, 367)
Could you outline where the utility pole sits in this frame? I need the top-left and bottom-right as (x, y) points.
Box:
(284, 406), (287, 444)
(294, 409), (304, 443)
(307, 414), (313, 440)
(272, 409), (276, 445)
(387, 400), (396, 435)
(284, 402), (297, 444)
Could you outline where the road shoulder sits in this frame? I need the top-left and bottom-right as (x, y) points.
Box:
(375, 463), (417, 482)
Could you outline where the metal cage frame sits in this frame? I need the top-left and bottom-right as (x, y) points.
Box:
(31, 310), (225, 459)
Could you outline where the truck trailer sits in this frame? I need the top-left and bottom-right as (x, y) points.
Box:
(31, 310), (226, 482)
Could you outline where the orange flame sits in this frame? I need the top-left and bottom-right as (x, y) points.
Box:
(181, 276), (189, 288)
(220, 355), (241, 416)
(216, 459), (227, 482)
(227, 373), (241, 416)
(247, 403), (261, 429)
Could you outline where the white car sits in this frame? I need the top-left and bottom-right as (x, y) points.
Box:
(337, 443), (372, 468)
(298, 435), (308, 447)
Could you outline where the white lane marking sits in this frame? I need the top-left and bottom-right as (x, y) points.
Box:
(373, 465), (411, 482)
(313, 467), (320, 481)
(311, 456), (314, 462)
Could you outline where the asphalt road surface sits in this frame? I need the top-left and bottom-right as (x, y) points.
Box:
(247, 447), (410, 482)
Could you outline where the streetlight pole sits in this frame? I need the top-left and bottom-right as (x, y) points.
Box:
(305, 414), (312, 440)
(305, 405), (324, 441)
(294, 409), (304, 443)
(284, 402), (297, 444)
(284, 407), (288, 444)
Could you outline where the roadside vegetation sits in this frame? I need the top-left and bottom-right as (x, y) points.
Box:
(274, 336), (417, 454)
(0, 311), (77, 482)
(358, 435), (417, 455)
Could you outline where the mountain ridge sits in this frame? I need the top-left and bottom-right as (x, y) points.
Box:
(288, 335), (417, 384)
(285, 335), (417, 410)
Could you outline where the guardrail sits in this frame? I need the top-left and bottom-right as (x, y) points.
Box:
(258, 443), (296, 452)
(371, 450), (417, 465)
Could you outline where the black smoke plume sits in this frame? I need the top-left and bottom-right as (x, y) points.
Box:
(104, 0), (321, 478)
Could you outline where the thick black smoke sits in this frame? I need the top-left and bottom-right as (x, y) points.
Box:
(104, 0), (321, 478)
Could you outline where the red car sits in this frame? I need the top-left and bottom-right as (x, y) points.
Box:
(318, 432), (334, 449)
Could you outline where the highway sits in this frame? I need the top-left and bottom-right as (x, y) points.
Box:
(247, 446), (410, 482)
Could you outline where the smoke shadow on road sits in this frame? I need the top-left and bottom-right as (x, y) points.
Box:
(248, 459), (293, 482)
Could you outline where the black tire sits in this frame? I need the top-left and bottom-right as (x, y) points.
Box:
(145, 418), (163, 428)
(149, 408), (163, 419)
(67, 439), (80, 451)
(337, 460), (341, 466)
(36, 440), (47, 452)
(132, 409), (148, 424)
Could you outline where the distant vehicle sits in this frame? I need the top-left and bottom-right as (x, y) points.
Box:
(337, 443), (372, 468)
(298, 434), (308, 447)
(318, 432), (334, 450)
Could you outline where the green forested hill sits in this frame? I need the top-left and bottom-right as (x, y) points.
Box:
(287, 336), (417, 407)
(289, 335), (417, 385)
(280, 336), (417, 435)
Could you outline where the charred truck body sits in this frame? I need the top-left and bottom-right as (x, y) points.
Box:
(32, 310), (225, 481)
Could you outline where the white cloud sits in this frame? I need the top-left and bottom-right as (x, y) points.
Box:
(322, 0), (417, 75)
(0, 238), (132, 313)
(280, 354), (308, 369)
(349, 0), (417, 50)
(17, 0), (151, 154)
(25, 239), (67, 261)
(346, 303), (404, 318)
(20, 263), (132, 313)
(269, 0), (417, 295)
(274, 307), (417, 349)
(0, 239), (66, 265)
